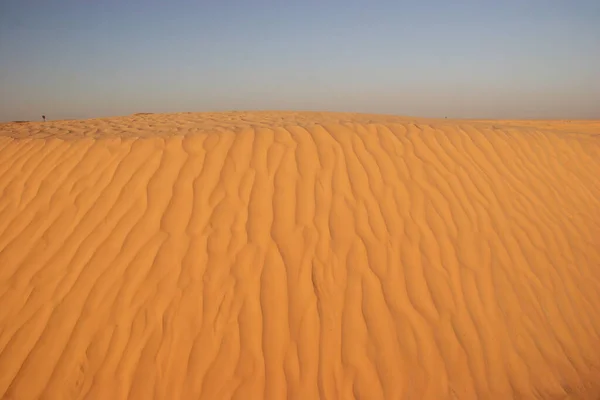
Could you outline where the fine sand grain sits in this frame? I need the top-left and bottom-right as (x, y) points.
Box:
(1, 112), (599, 399)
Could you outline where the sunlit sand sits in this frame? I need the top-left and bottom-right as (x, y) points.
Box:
(1, 112), (599, 399)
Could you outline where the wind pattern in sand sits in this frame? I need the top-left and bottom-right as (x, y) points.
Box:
(1, 112), (600, 399)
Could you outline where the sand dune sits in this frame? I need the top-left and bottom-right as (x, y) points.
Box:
(0, 112), (599, 399)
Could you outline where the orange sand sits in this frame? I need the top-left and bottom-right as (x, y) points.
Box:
(0, 112), (599, 399)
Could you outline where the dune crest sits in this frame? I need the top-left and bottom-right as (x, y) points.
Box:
(1, 112), (600, 399)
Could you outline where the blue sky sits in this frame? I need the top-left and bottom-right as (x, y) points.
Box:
(1, 0), (599, 121)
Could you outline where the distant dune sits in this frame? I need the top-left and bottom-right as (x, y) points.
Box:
(1, 112), (599, 399)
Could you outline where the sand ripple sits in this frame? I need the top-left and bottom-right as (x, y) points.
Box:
(1, 112), (599, 399)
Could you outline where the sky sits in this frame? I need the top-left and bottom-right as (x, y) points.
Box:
(1, 0), (599, 121)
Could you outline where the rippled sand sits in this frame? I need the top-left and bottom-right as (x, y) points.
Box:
(1, 112), (599, 399)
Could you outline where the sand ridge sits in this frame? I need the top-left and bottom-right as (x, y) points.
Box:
(0, 112), (599, 399)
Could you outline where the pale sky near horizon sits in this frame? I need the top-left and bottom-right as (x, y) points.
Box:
(1, 0), (599, 122)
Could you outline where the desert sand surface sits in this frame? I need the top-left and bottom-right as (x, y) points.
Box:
(1, 111), (600, 399)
